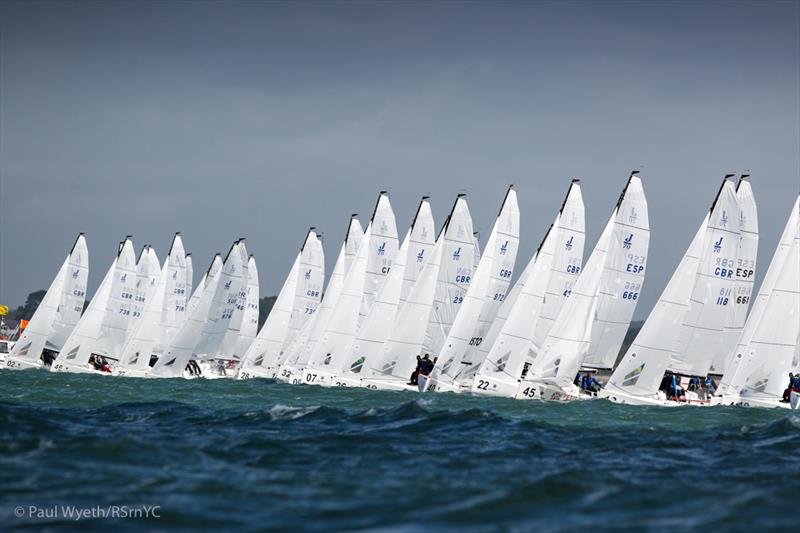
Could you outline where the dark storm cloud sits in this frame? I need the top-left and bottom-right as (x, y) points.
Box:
(1, 0), (798, 316)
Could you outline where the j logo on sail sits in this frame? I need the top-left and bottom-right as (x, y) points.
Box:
(565, 236), (573, 251)
(629, 207), (638, 224)
(120, 274), (127, 282)
(623, 234), (634, 250)
(416, 249), (425, 262)
(304, 269), (312, 279)
(713, 237), (723, 253)
(72, 269), (80, 279)
(452, 247), (461, 261)
(720, 210), (729, 228)
(224, 280), (232, 289)
(377, 242), (386, 256)
(421, 227), (428, 239)
(499, 241), (508, 255)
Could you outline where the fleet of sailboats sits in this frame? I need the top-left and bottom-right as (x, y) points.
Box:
(3, 174), (798, 409)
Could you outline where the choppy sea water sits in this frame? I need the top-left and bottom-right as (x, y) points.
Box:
(0, 370), (797, 531)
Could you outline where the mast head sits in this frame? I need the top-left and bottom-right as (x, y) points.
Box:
(724, 173), (736, 180)
(630, 170), (640, 177)
(571, 178), (580, 183)
(421, 195), (430, 200)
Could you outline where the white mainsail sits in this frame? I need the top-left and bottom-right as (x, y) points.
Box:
(581, 176), (651, 370)
(234, 255), (260, 357)
(359, 192), (399, 326)
(184, 252), (193, 324)
(427, 186), (520, 391)
(421, 195), (476, 357)
(517, 173), (649, 399)
(6, 234), (89, 369)
(712, 176), (758, 374)
(400, 197), (436, 304)
(473, 180), (586, 397)
(129, 245), (160, 334)
(237, 228), (324, 378)
(154, 234), (190, 354)
(717, 196), (799, 404)
(669, 178), (741, 377)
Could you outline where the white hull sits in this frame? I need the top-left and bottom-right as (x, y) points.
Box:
(426, 378), (462, 394)
(598, 386), (711, 407)
(112, 367), (150, 378)
(715, 394), (794, 410)
(300, 368), (338, 387)
(471, 376), (519, 398)
(362, 377), (418, 392)
(5, 356), (44, 371)
(236, 365), (279, 380)
(514, 382), (592, 402)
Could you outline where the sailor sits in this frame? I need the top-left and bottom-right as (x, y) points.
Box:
(573, 372), (582, 387)
(409, 354), (425, 386)
(416, 354), (437, 392)
(782, 373), (797, 402)
(580, 371), (602, 393)
(670, 373), (685, 400)
(704, 375), (716, 395)
(688, 376), (701, 392)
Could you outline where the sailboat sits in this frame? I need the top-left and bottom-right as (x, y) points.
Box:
(358, 192), (399, 326)
(113, 234), (188, 377)
(149, 240), (247, 378)
(599, 176), (741, 405)
(128, 245), (161, 335)
(516, 172), (650, 401)
(426, 186), (521, 393)
(336, 197), (436, 386)
(236, 228), (325, 379)
(52, 237), (138, 374)
(5, 234), (89, 370)
(277, 215), (363, 382)
(472, 180), (585, 397)
(715, 195), (799, 408)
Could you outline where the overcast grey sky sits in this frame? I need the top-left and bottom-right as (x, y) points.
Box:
(1, 1), (798, 317)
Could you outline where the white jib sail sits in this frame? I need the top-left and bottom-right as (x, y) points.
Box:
(713, 177), (758, 374)
(669, 177), (741, 377)
(187, 254), (222, 317)
(286, 228), (325, 351)
(7, 234), (89, 367)
(428, 186), (520, 389)
(422, 195), (476, 356)
(129, 245), (160, 334)
(718, 195), (799, 400)
(473, 180), (586, 395)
